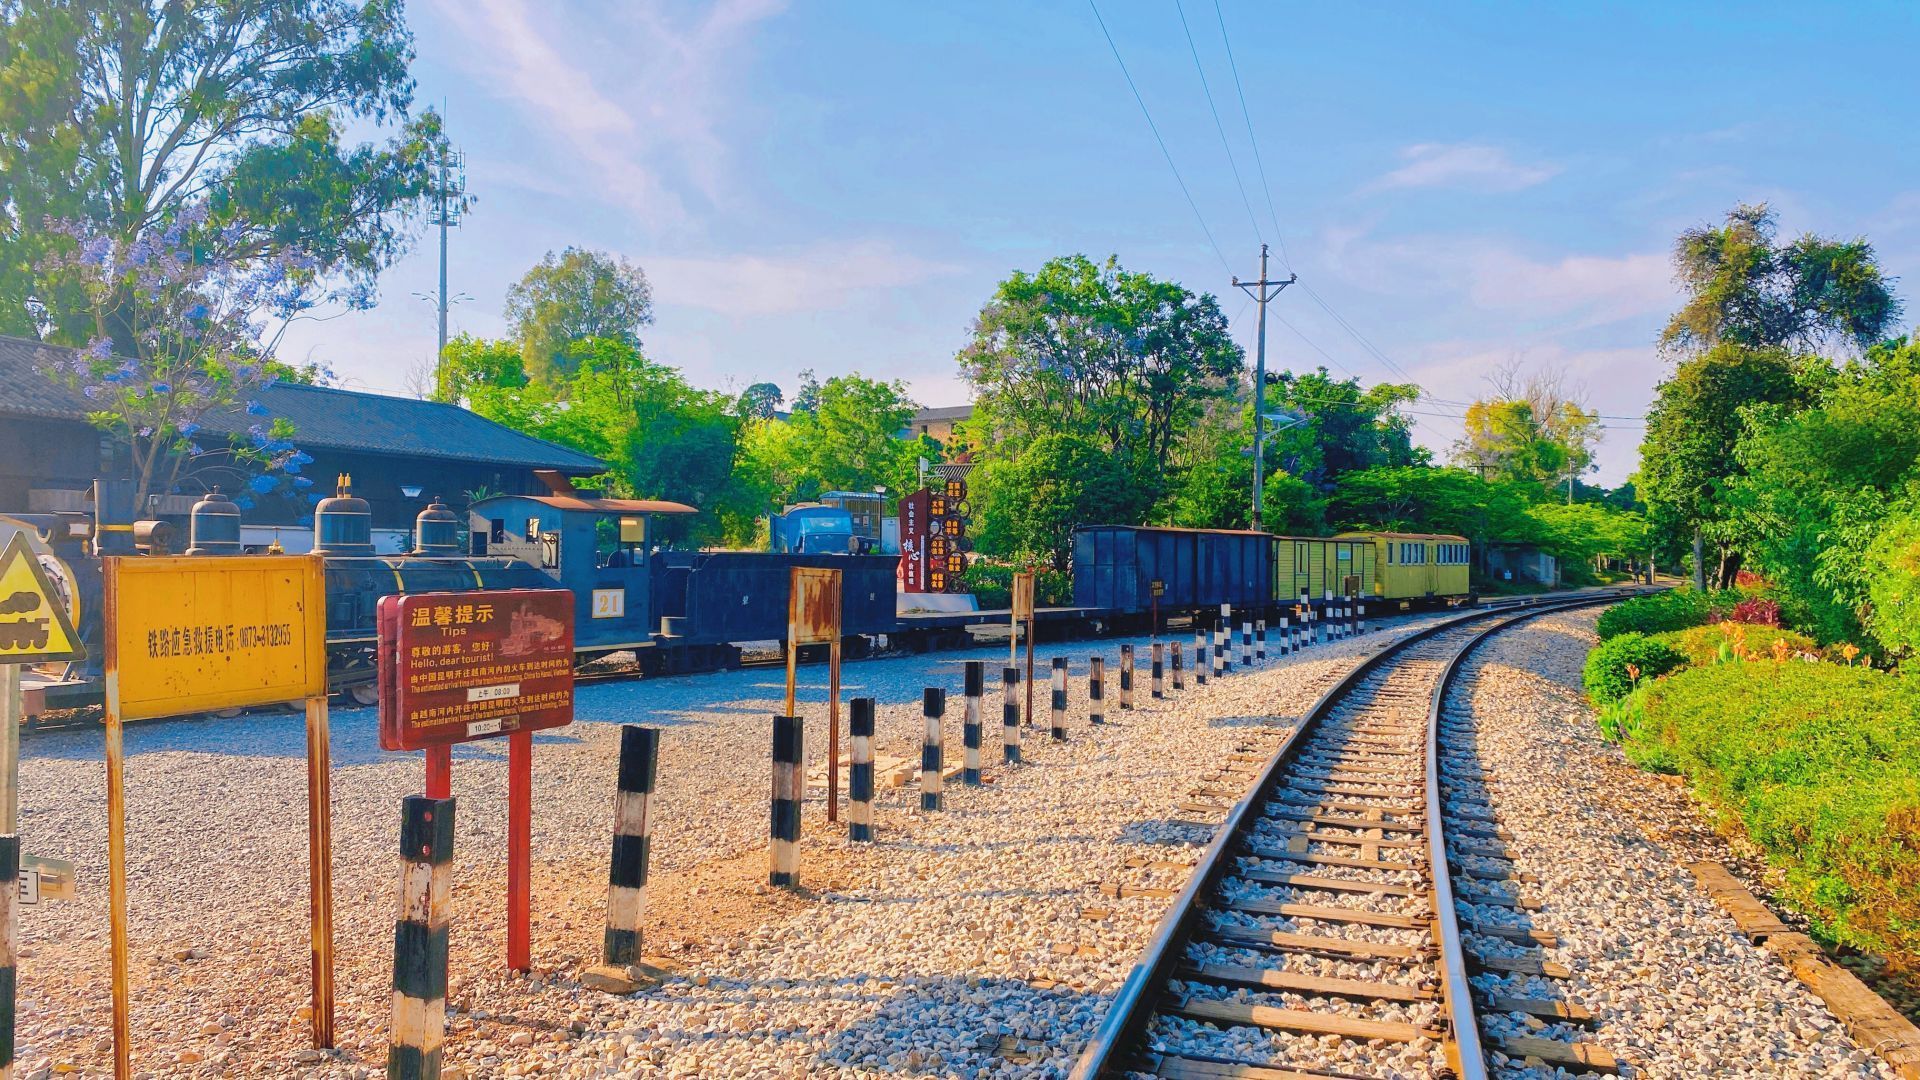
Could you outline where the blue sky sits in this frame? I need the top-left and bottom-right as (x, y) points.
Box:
(280, 1), (1920, 484)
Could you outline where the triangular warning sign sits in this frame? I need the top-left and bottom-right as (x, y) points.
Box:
(0, 532), (83, 663)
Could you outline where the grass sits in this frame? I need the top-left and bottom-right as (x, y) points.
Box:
(1604, 660), (1920, 971)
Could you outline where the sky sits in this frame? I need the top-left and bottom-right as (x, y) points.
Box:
(278, 0), (1920, 485)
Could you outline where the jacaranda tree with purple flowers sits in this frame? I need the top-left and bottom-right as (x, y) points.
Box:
(38, 205), (328, 507)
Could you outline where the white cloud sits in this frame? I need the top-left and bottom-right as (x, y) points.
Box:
(1363, 143), (1560, 194)
(645, 241), (962, 316)
(432, 0), (786, 225)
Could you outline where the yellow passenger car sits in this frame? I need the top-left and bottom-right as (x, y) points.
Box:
(1338, 532), (1473, 606)
(1273, 535), (1379, 602)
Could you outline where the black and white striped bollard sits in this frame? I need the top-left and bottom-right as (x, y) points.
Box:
(769, 713), (802, 887)
(0, 834), (16, 1080)
(1050, 657), (1068, 741)
(1194, 631), (1207, 685)
(1002, 666), (1022, 763)
(1239, 621), (1252, 666)
(921, 688), (945, 811)
(850, 698), (876, 838)
(1089, 656), (1106, 724)
(389, 795), (454, 1080)
(962, 662), (984, 786)
(1151, 642), (1164, 698)
(1212, 625), (1226, 678)
(1357, 601), (1367, 635)
(1171, 640), (1184, 690)
(1255, 619), (1267, 660)
(584, 725), (658, 993)
(1120, 644), (1134, 709)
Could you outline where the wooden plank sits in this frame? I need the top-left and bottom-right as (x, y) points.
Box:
(1220, 897), (1425, 929)
(1183, 962), (1430, 1003)
(1275, 829), (1420, 851)
(1472, 952), (1572, 979)
(1286, 780), (1420, 800)
(1483, 995), (1595, 1024)
(1686, 860), (1795, 938)
(1170, 995), (1428, 1043)
(1265, 809), (1424, 834)
(1498, 1036), (1620, 1073)
(1209, 926), (1421, 961)
(1235, 868), (1417, 897)
(1457, 885), (1541, 910)
(1764, 933), (1920, 1080)
(1241, 842), (1420, 873)
(1150, 1054), (1354, 1080)
(1179, 800), (1234, 815)
(1468, 921), (1557, 947)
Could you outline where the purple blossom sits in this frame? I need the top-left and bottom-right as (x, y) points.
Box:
(248, 474), (278, 494)
(245, 400), (270, 416)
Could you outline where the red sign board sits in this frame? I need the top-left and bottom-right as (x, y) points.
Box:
(899, 489), (931, 593)
(377, 589), (576, 751)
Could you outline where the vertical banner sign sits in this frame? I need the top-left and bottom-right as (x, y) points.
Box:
(378, 588), (575, 974)
(1011, 571), (1036, 725)
(785, 568), (843, 821)
(898, 489), (932, 593)
(103, 555), (330, 1078)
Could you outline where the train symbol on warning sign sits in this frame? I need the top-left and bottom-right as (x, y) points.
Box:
(0, 535), (81, 663)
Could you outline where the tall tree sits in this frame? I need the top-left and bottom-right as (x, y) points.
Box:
(958, 254), (1241, 490)
(504, 247), (654, 382)
(0, 0), (440, 343)
(1637, 344), (1808, 585)
(736, 374), (922, 506)
(737, 381), (783, 419)
(1662, 203), (1902, 358)
(1451, 362), (1600, 493)
(973, 433), (1144, 571)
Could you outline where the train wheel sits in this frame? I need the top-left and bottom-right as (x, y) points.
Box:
(347, 683), (380, 707)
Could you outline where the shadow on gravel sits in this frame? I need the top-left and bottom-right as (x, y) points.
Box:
(802, 974), (1105, 1075)
(1117, 820), (1214, 846)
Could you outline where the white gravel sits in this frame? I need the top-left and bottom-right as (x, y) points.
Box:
(12, 611), (1446, 1078)
(1449, 608), (1894, 1080)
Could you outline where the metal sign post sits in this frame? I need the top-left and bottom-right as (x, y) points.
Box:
(378, 588), (576, 975)
(786, 568), (843, 821)
(103, 554), (331, 1077)
(0, 533), (85, 1077)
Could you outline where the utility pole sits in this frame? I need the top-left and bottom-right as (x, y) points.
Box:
(427, 142), (468, 400)
(1234, 244), (1297, 531)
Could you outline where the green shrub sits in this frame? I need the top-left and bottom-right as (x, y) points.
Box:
(1582, 632), (1687, 704)
(959, 563), (1071, 610)
(1595, 590), (1714, 639)
(1619, 661), (1920, 970)
(1652, 624), (1819, 666)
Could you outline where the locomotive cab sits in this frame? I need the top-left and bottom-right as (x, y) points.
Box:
(467, 492), (697, 653)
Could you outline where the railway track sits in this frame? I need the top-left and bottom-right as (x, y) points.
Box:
(1070, 591), (1637, 1080)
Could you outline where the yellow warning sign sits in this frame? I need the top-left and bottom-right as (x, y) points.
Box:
(105, 555), (327, 720)
(0, 533), (83, 663)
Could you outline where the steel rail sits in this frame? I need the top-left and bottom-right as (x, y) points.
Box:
(1069, 588), (1643, 1079)
(1422, 591), (1629, 1079)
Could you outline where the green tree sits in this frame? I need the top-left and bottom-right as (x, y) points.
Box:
(735, 374), (921, 507)
(0, 0), (439, 343)
(1451, 363), (1600, 492)
(959, 254), (1240, 500)
(1663, 203), (1902, 357)
(737, 382), (783, 419)
(973, 433), (1144, 570)
(1864, 508), (1920, 659)
(1638, 344), (1808, 584)
(1264, 369), (1425, 487)
(504, 247), (654, 383)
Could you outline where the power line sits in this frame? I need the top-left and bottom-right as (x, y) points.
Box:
(1087, 0), (1233, 275)
(1212, 0), (1289, 269)
(1176, 0), (1262, 246)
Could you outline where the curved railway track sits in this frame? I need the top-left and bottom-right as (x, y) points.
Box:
(1071, 591), (1637, 1080)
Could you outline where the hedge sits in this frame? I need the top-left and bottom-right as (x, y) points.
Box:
(1604, 661), (1920, 970)
(1594, 590), (1714, 640)
(1581, 632), (1686, 705)
(1652, 624), (1817, 667)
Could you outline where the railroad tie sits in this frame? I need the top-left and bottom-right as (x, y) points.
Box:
(920, 688), (946, 811)
(961, 663), (984, 786)
(1050, 657), (1068, 741)
(769, 713), (803, 887)
(1088, 657), (1105, 725)
(584, 725), (658, 992)
(850, 698), (878, 835)
(1002, 666), (1022, 763)
(389, 796), (454, 1080)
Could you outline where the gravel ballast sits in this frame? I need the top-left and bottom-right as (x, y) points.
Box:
(14, 613), (1426, 1079)
(1450, 608), (1893, 1079)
